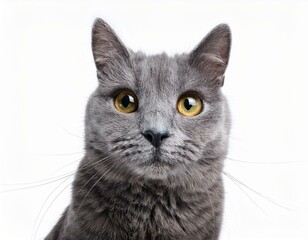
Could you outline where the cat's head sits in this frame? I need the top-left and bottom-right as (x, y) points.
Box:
(85, 18), (231, 188)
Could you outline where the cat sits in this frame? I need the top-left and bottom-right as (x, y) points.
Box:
(45, 18), (231, 240)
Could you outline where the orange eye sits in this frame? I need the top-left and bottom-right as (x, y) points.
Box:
(114, 90), (138, 113)
(177, 94), (202, 117)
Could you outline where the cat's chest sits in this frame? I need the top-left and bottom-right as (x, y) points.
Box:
(103, 185), (213, 238)
(72, 179), (222, 240)
(107, 192), (180, 238)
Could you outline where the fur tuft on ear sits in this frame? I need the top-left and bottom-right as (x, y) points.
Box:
(189, 24), (231, 87)
(92, 18), (130, 75)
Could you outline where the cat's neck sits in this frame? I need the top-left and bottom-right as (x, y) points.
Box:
(70, 150), (223, 239)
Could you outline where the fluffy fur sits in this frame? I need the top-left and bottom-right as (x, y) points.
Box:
(45, 18), (232, 240)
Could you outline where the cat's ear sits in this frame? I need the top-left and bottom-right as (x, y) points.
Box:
(189, 24), (231, 87)
(92, 18), (130, 75)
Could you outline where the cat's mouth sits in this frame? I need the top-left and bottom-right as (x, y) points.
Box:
(140, 148), (174, 168)
(153, 149), (163, 163)
(139, 153), (173, 179)
(129, 147), (176, 179)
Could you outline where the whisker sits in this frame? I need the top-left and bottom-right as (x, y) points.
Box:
(223, 171), (293, 211)
(223, 172), (267, 215)
(110, 134), (143, 145)
(229, 135), (245, 142)
(47, 151), (107, 179)
(39, 151), (84, 157)
(75, 159), (119, 217)
(33, 181), (72, 240)
(58, 126), (83, 139)
(31, 153), (108, 239)
(47, 157), (83, 177)
(68, 154), (109, 197)
(226, 157), (301, 165)
(75, 169), (101, 197)
(0, 173), (74, 193)
(0, 153), (106, 191)
(31, 175), (73, 240)
(111, 143), (140, 152)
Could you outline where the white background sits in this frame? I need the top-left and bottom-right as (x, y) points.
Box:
(1, 0), (308, 239)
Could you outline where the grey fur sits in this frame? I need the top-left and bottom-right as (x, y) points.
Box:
(45, 18), (232, 240)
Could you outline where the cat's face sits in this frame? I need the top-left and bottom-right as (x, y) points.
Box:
(85, 19), (231, 186)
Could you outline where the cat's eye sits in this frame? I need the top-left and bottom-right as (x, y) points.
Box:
(114, 90), (138, 113)
(177, 94), (202, 117)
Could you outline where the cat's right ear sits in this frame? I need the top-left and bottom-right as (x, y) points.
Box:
(92, 18), (130, 75)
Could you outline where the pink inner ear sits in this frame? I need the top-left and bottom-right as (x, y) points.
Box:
(188, 25), (231, 86)
(202, 53), (225, 65)
(92, 18), (130, 74)
(196, 52), (227, 78)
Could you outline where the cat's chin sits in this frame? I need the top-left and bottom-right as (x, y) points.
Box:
(137, 166), (169, 180)
(133, 160), (173, 180)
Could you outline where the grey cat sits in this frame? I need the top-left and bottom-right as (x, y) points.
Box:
(45, 18), (231, 240)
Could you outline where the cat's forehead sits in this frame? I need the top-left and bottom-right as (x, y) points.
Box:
(131, 52), (188, 96)
(130, 52), (215, 100)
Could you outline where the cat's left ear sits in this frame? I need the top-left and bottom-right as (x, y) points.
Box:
(189, 24), (231, 87)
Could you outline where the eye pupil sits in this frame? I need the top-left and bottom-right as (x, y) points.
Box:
(184, 98), (195, 110)
(177, 94), (202, 117)
(121, 95), (131, 108)
(114, 91), (138, 113)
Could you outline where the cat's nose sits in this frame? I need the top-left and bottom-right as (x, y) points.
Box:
(143, 130), (170, 148)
